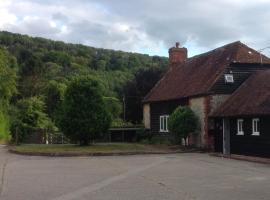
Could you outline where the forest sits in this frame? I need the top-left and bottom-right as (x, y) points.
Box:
(0, 31), (168, 142)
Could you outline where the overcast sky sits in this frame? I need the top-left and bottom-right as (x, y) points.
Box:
(1, 0), (270, 57)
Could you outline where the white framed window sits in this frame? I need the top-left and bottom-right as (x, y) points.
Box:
(252, 118), (260, 136)
(224, 74), (234, 83)
(159, 115), (169, 132)
(237, 119), (244, 135)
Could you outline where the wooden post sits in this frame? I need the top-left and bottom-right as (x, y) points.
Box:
(15, 127), (18, 145)
(222, 118), (230, 155)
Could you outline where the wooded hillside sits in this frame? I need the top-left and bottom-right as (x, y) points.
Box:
(0, 31), (167, 141)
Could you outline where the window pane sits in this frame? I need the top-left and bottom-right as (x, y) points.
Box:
(161, 116), (164, 131)
(160, 117), (163, 130)
(237, 119), (244, 135)
(165, 117), (167, 131)
(255, 121), (257, 132)
(252, 118), (260, 135)
(240, 121), (242, 132)
(167, 116), (168, 131)
(161, 117), (164, 131)
(167, 116), (169, 131)
(160, 117), (162, 131)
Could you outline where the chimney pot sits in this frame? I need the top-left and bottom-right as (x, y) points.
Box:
(168, 42), (187, 65)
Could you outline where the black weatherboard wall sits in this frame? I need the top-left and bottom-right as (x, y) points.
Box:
(209, 63), (270, 95)
(150, 99), (187, 135)
(229, 116), (270, 157)
(210, 63), (270, 157)
(212, 118), (223, 153)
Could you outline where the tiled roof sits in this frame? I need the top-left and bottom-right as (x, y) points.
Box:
(211, 70), (270, 117)
(143, 41), (270, 103)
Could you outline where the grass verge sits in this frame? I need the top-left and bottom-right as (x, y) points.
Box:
(10, 143), (177, 155)
(0, 140), (6, 145)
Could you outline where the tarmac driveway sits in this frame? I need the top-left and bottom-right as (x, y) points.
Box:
(0, 145), (270, 200)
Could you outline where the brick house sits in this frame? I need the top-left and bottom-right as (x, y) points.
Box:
(142, 41), (270, 151)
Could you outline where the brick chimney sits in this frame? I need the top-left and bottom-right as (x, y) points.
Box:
(168, 42), (187, 65)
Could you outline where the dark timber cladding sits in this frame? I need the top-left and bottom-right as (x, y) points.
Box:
(212, 69), (270, 157)
(212, 70), (270, 117)
(150, 99), (187, 134)
(229, 117), (270, 157)
(209, 63), (270, 94)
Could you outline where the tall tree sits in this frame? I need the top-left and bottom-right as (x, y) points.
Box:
(19, 50), (46, 97)
(0, 46), (17, 141)
(0, 46), (17, 103)
(123, 67), (165, 123)
(59, 76), (111, 145)
(44, 80), (67, 122)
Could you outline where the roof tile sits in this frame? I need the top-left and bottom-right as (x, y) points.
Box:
(143, 41), (270, 102)
(211, 70), (270, 117)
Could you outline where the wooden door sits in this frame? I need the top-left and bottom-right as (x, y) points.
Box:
(214, 119), (223, 152)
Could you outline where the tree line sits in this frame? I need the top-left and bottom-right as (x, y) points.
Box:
(0, 31), (168, 143)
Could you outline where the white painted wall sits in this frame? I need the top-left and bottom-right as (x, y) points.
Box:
(189, 97), (205, 148)
(143, 104), (151, 129)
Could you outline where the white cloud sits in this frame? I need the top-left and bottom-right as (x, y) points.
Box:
(0, 0), (17, 28)
(1, 0), (270, 56)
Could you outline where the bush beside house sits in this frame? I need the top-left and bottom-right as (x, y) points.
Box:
(168, 106), (198, 146)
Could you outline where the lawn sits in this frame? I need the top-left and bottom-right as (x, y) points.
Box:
(11, 143), (176, 155)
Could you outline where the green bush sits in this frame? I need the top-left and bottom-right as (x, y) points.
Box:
(59, 76), (112, 145)
(10, 97), (52, 143)
(0, 109), (11, 141)
(168, 106), (198, 146)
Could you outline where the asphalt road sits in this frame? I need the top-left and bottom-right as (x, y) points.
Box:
(0, 145), (270, 200)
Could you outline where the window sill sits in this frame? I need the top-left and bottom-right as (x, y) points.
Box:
(251, 132), (260, 136)
(237, 132), (244, 136)
(159, 131), (169, 133)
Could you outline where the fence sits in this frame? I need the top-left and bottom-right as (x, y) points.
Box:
(22, 131), (69, 144)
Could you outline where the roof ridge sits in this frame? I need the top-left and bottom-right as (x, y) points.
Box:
(187, 41), (242, 61)
(234, 41), (270, 62)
